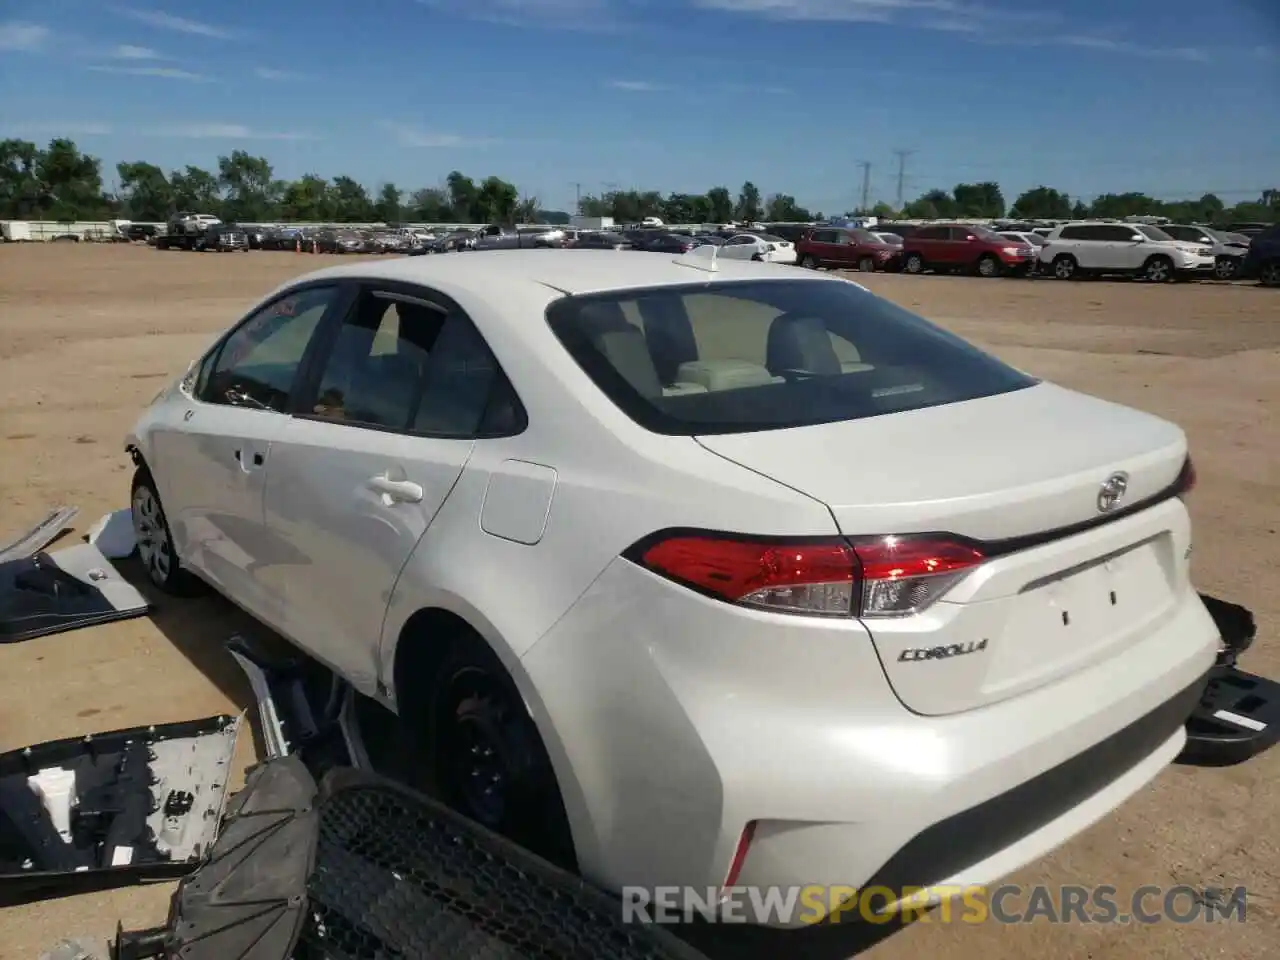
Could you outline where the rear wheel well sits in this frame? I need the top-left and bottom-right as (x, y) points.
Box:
(392, 607), (478, 713)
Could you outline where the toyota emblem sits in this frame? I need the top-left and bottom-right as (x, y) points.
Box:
(1097, 472), (1129, 513)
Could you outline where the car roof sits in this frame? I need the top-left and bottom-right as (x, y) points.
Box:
(287, 248), (829, 298)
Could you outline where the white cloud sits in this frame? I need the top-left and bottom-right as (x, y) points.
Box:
(89, 64), (212, 80)
(114, 7), (237, 40)
(254, 66), (304, 81)
(416, 0), (629, 32)
(381, 121), (497, 148)
(110, 44), (167, 60)
(609, 79), (667, 91)
(0, 21), (50, 51)
(144, 123), (321, 140)
(3, 121), (113, 136)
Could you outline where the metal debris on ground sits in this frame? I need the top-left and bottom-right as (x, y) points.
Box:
(39, 936), (107, 960)
(0, 506), (79, 564)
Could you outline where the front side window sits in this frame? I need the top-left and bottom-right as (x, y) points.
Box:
(200, 285), (340, 411)
(546, 278), (1037, 436)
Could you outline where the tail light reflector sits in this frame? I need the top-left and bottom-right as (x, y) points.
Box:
(627, 531), (984, 618)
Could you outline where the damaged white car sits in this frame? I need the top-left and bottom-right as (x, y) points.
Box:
(126, 248), (1231, 922)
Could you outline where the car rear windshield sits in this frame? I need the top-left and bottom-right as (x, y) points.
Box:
(545, 278), (1038, 436)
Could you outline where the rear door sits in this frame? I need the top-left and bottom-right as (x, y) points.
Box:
(260, 283), (509, 692)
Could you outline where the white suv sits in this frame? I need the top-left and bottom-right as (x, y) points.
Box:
(1039, 222), (1216, 282)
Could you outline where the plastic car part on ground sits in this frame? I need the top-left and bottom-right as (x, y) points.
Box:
(0, 543), (149, 644)
(0, 506), (79, 564)
(1178, 595), (1279, 765)
(113, 757), (711, 960)
(0, 715), (242, 907)
(85, 509), (137, 561)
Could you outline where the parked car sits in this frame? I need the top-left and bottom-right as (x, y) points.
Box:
(573, 232), (634, 250)
(126, 249), (1217, 925)
(717, 232), (797, 264)
(1220, 221), (1271, 239)
(125, 223), (158, 242)
(871, 231), (904, 246)
(763, 223), (813, 245)
(195, 224), (249, 252)
(1038, 222), (1215, 282)
(902, 224), (1038, 277)
(632, 232), (697, 254)
(1237, 224), (1280, 286)
(1160, 224), (1248, 280)
(998, 231), (1048, 276)
(878, 223), (921, 240)
(797, 227), (902, 272)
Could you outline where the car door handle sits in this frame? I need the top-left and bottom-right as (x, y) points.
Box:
(367, 476), (424, 504)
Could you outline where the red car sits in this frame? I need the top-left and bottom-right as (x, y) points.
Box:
(901, 223), (1038, 277)
(796, 226), (902, 272)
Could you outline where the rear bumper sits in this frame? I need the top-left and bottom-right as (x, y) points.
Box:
(522, 558), (1219, 923)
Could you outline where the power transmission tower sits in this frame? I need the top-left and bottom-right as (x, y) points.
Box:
(857, 161), (872, 213)
(893, 149), (917, 208)
(571, 181), (582, 211)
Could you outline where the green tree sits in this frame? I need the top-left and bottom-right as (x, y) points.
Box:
(736, 181), (762, 221)
(116, 161), (173, 220)
(217, 151), (278, 222)
(475, 175), (519, 223)
(1009, 186), (1072, 220)
(408, 186), (450, 222)
(278, 174), (332, 222)
(37, 139), (109, 220)
(1089, 192), (1158, 219)
(706, 186), (733, 222)
(765, 193), (811, 221)
(375, 182), (403, 223)
(869, 201), (898, 219)
(446, 171), (478, 222)
(0, 138), (47, 218)
(329, 176), (374, 221)
(169, 165), (221, 215)
(952, 182), (1005, 218)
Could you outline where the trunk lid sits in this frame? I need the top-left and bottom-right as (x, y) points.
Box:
(695, 383), (1194, 714)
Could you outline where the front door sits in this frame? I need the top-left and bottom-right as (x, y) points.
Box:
(152, 284), (346, 621)
(261, 285), (504, 692)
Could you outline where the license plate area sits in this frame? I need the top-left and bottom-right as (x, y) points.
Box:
(993, 537), (1176, 686)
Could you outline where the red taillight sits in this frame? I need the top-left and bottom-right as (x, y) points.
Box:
(628, 531), (983, 618)
(723, 820), (756, 890)
(852, 536), (985, 617)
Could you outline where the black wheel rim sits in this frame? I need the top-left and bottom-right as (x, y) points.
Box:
(440, 668), (533, 830)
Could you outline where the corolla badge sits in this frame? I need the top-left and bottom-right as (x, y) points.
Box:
(1097, 472), (1130, 513)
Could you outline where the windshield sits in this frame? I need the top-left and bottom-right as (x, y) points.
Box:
(969, 225), (1002, 240)
(875, 232), (904, 244)
(757, 234), (787, 243)
(1137, 225), (1174, 241)
(545, 278), (1037, 436)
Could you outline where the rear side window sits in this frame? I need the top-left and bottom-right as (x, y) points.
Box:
(545, 279), (1037, 436)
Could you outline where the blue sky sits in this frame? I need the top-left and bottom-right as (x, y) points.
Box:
(1, 0), (1277, 213)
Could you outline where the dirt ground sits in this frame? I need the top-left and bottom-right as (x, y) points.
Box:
(0, 244), (1277, 960)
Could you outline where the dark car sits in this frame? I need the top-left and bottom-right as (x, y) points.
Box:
(125, 223), (158, 242)
(902, 223), (1037, 277)
(1238, 225), (1280, 286)
(796, 227), (902, 272)
(196, 224), (249, 252)
(574, 232), (634, 250)
(633, 232), (697, 254)
(1221, 221), (1272, 239)
(877, 222), (921, 240)
(763, 223), (813, 244)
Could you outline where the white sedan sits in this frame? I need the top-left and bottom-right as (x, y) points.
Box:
(716, 231), (796, 263)
(127, 249), (1217, 923)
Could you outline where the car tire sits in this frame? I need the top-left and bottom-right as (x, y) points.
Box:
(857, 256), (876, 272)
(130, 466), (199, 595)
(1052, 254), (1078, 280)
(1213, 257), (1238, 281)
(801, 254), (819, 269)
(976, 254), (1001, 278)
(1143, 255), (1175, 283)
(1260, 261), (1280, 287)
(423, 634), (577, 872)
(904, 252), (925, 274)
